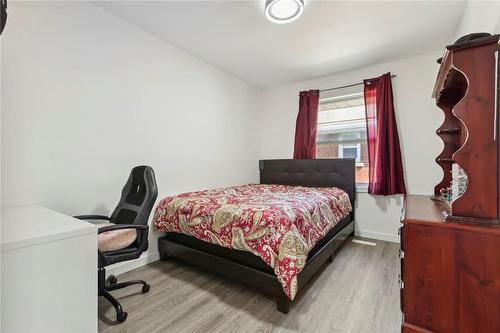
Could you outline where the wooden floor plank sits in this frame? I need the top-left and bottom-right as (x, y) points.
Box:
(99, 238), (401, 333)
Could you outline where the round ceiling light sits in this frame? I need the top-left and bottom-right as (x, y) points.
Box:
(265, 0), (304, 24)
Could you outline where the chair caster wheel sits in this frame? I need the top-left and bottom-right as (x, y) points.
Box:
(142, 284), (150, 293)
(106, 275), (117, 286)
(117, 311), (128, 323)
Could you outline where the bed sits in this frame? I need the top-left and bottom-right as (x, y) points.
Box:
(155, 159), (355, 313)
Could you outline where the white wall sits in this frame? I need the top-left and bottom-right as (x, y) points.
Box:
(258, 51), (445, 242)
(1, 2), (261, 271)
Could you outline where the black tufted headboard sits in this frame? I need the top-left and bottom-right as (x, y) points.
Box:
(259, 159), (356, 203)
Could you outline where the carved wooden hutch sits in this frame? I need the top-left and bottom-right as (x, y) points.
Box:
(400, 35), (500, 333)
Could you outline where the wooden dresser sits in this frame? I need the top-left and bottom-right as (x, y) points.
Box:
(400, 195), (500, 333)
(401, 34), (500, 333)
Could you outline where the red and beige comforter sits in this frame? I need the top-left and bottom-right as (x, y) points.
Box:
(153, 184), (352, 299)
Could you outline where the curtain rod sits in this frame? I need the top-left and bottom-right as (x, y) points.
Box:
(319, 74), (397, 93)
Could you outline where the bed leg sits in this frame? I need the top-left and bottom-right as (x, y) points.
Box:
(277, 298), (291, 314)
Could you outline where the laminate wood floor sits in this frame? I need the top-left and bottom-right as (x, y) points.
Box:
(99, 238), (401, 333)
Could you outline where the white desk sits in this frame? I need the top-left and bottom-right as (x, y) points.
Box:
(1, 205), (98, 333)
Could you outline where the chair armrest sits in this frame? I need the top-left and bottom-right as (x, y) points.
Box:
(97, 224), (148, 234)
(73, 215), (110, 221)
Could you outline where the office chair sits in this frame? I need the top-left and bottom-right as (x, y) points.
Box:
(75, 166), (158, 323)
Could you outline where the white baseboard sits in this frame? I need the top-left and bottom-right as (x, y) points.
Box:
(355, 230), (400, 243)
(106, 251), (160, 276)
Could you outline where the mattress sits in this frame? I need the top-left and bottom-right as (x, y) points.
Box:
(153, 184), (352, 299)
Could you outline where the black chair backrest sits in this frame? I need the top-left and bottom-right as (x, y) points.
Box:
(109, 166), (158, 226)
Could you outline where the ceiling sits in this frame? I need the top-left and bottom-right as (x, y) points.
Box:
(95, 1), (467, 88)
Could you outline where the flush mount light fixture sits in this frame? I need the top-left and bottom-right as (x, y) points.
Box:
(265, 0), (304, 24)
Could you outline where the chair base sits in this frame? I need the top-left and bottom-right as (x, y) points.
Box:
(98, 268), (150, 323)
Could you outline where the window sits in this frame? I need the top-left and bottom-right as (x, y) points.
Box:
(316, 87), (368, 187)
(338, 143), (361, 161)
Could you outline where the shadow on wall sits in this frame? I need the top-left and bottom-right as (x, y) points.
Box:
(93, 204), (111, 216)
(373, 194), (403, 212)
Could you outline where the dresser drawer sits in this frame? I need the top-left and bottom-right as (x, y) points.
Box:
(399, 242), (405, 313)
(399, 219), (405, 313)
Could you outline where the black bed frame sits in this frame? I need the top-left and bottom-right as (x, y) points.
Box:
(158, 159), (356, 313)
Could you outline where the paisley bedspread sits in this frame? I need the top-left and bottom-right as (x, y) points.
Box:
(153, 184), (352, 300)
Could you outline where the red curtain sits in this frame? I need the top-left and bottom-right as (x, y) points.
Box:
(363, 73), (406, 195)
(293, 90), (320, 159)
